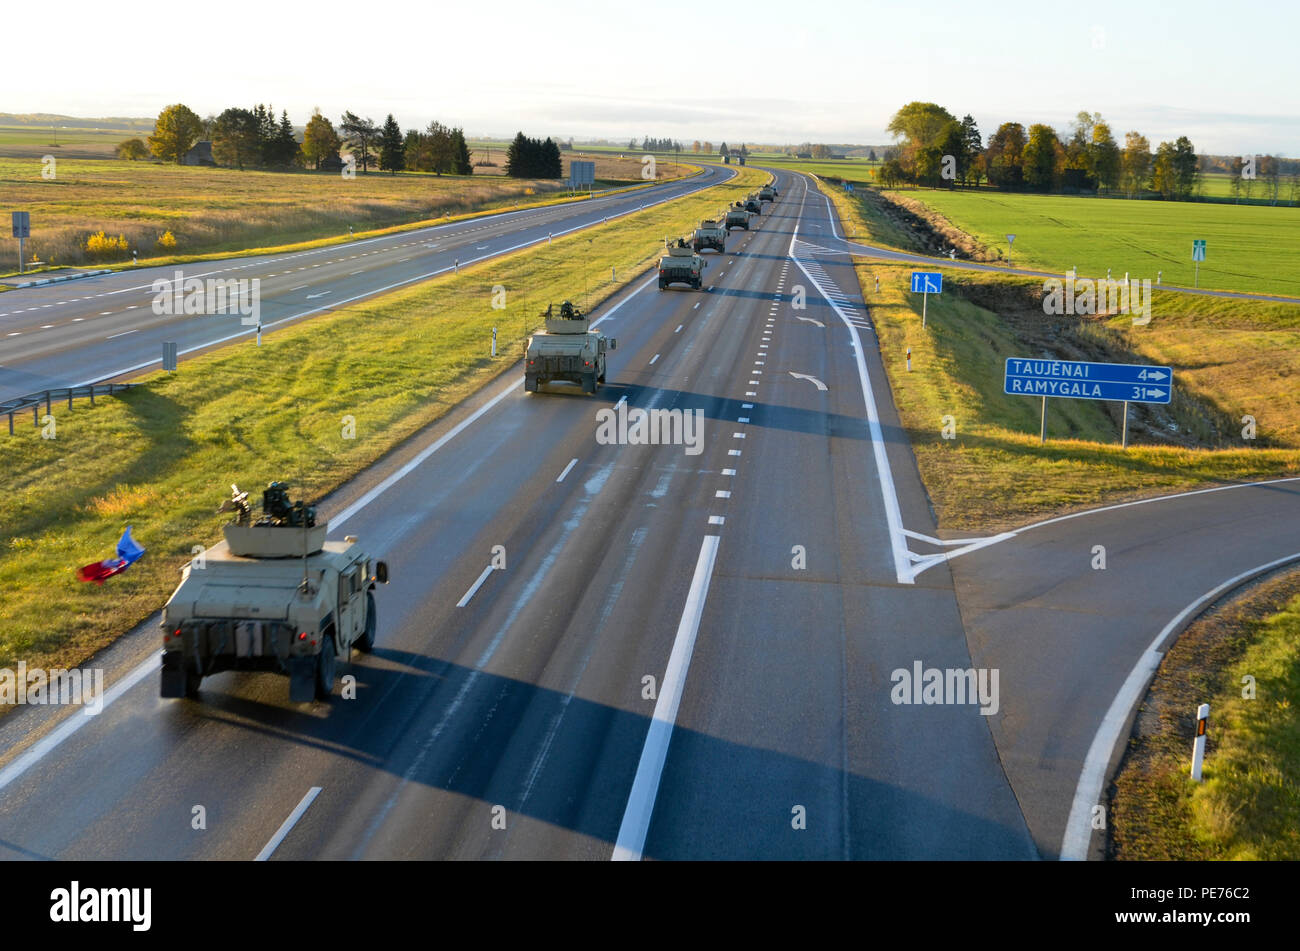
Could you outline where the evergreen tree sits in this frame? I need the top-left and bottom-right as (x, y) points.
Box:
(378, 114), (405, 173)
(452, 128), (472, 175)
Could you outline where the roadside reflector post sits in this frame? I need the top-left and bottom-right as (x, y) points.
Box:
(612, 267), (616, 282)
(256, 322), (262, 347)
(1191, 702), (1209, 781)
(1157, 270), (1162, 285)
(1040, 395), (1047, 444)
(1121, 400), (1129, 448)
(455, 258), (459, 273)
(906, 347), (912, 372)
(491, 326), (497, 358)
(875, 276), (880, 294)
(548, 232), (552, 244)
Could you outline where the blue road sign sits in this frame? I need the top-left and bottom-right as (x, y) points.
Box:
(911, 271), (942, 294)
(1004, 357), (1172, 404)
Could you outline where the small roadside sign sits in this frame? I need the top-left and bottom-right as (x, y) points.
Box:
(1192, 239), (1206, 261)
(1006, 233), (1016, 245)
(910, 271), (942, 293)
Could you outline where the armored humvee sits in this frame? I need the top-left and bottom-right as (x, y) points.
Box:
(744, 193), (763, 214)
(524, 300), (617, 394)
(160, 482), (389, 702)
(758, 184), (776, 202)
(724, 202), (751, 230)
(658, 238), (706, 290)
(692, 218), (726, 254)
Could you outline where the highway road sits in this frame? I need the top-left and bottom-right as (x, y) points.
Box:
(0, 164), (732, 404)
(0, 170), (1038, 860)
(1, 167), (1296, 862)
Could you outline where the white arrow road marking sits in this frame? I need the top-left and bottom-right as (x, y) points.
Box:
(788, 371), (827, 391)
(306, 291), (332, 300)
(794, 316), (825, 328)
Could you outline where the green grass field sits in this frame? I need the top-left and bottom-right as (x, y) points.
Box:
(880, 186), (1300, 297)
(821, 182), (1300, 531)
(0, 165), (767, 677)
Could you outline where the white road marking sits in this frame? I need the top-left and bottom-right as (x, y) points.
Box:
(693, 302), (700, 309)
(733, 432), (746, 439)
(788, 372), (827, 391)
(255, 787), (323, 861)
(722, 468), (736, 476)
(1060, 550), (1300, 861)
(742, 403), (753, 408)
(6, 332), (19, 337)
(707, 516), (724, 525)
(106, 330), (138, 339)
(456, 565), (497, 608)
(738, 417), (750, 423)
(674, 325), (682, 333)
(290, 284), (308, 291)
(649, 354), (659, 365)
(715, 490), (731, 499)
(556, 458), (579, 482)
(729, 449), (741, 456)
(610, 531), (719, 861)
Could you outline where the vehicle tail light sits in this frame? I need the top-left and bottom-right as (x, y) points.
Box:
(299, 632), (307, 640)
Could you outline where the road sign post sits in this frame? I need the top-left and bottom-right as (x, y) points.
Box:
(910, 271), (943, 329)
(1192, 239), (1206, 288)
(12, 211), (30, 274)
(1006, 233), (1016, 263)
(1005, 357), (1173, 446)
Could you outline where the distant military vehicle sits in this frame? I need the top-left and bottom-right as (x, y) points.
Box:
(725, 202), (751, 231)
(744, 193), (763, 214)
(758, 184), (776, 202)
(658, 238), (706, 290)
(692, 218), (726, 254)
(160, 482), (389, 702)
(524, 300), (617, 394)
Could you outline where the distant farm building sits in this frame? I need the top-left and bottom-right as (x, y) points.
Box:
(181, 141), (216, 166)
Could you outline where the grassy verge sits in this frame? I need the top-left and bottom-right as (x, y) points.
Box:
(0, 169), (694, 282)
(1109, 569), (1300, 860)
(0, 164), (766, 676)
(818, 181), (1300, 531)
(0, 154), (695, 273)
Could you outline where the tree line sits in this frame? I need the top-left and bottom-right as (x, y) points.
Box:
(882, 101), (1213, 199)
(504, 133), (562, 178)
(123, 103), (472, 175)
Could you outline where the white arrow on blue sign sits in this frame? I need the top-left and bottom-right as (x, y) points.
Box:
(1004, 357), (1173, 404)
(910, 271), (942, 293)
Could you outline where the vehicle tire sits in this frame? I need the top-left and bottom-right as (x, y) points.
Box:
(315, 630), (337, 700)
(583, 373), (597, 394)
(525, 374), (538, 393)
(185, 668), (203, 697)
(355, 591), (376, 653)
(598, 365), (606, 384)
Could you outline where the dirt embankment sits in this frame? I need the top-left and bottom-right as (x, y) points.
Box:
(952, 278), (1243, 449)
(871, 189), (996, 261)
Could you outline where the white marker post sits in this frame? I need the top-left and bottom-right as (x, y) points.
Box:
(906, 347), (912, 372)
(1191, 703), (1209, 780)
(491, 327), (497, 358)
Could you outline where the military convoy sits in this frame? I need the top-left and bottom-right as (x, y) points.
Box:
(758, 184), (776, 202)
(658, 238), (707, 290)
(692, 218), (726, 254)
(524, 300), (617, 394)
(725, 202), (752, 230)
(160, 482), (389, 702)
(744, 193), (763, 214)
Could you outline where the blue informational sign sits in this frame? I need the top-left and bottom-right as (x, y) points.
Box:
(910, 271), (942, 293)
(1004, 358), (1172, 404)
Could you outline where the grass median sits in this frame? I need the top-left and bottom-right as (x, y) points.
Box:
(0, 164), (766, 675)
(820, 180), (1300, 531)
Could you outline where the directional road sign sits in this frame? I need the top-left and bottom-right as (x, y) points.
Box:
(910, 271), (942, 294)
(1004, 357), (1172, 404)
(12, 211), (30, 238)
(1192, 239), (1206, 262)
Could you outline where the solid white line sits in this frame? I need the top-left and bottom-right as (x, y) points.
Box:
(456, 565), (496, 608)
(788, 186), (912, 584)
(0, 652), (157, 795)
(106, 330), (137, 339)
(1059, 550), (1300, 861)
(612, 534), (721, 861)
(556, 458), (578, 483)
(255, 786), (323, 861)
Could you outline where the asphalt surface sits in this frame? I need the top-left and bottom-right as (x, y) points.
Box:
(0, 170), (1039, 860)
(0, 165), (732, 404)
(2, 167), (1295, 862)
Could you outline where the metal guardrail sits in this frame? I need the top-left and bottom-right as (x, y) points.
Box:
(3, 382), (138, 434)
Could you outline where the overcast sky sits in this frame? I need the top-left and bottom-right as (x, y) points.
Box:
(8, 0), (1298, 154)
